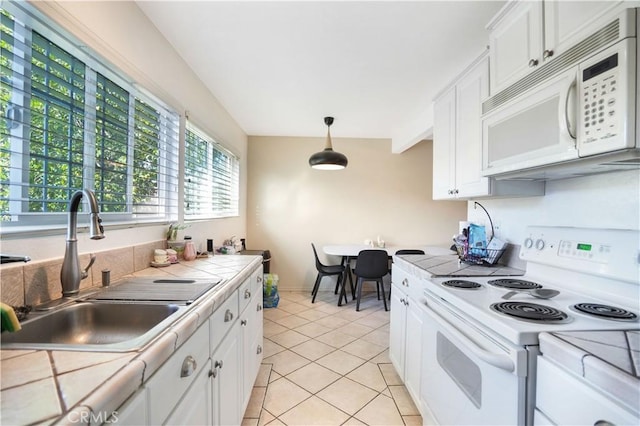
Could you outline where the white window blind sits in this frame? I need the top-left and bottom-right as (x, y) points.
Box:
(0, 3), (180, 230)
(184, 123), (239, 219)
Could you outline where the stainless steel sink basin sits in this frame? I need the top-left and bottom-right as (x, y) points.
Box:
(1, 301), (186, 352)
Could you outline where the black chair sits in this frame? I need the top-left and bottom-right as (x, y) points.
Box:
(354, 249), (390, 311)
(311, 243), (347, 305)
(395, 249), (426, 255)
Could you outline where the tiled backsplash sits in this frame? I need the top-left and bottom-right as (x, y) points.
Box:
(0, 240), (166, 307)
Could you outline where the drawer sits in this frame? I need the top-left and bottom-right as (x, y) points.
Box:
(210, 291), (239, 353)
(392, 263), (425, 302)
(239, 278), (253, 313)
(146, 323), (209, 425)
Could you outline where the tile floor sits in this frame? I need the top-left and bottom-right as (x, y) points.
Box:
(241, 290), (422, 426)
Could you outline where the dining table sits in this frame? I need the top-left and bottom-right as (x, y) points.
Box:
(322, 244), (452, 305)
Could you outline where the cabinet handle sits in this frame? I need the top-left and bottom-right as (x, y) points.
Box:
(244, 289), (251, 299)
(241, 319), (248, 326)
(224, 309), (234, 322)
(257, 276), (263, 283)
(402, 278), (408, 287)
(543, 49), (554, 59)
(453, 189), (459, 194)
(180, 355), (197, 378)
(257, 345), (262, 355)
(528, 58), (539, 67)
(214, 360), (223, 369)
(447, 189), (453, 195)
(257, 304), (263, 311)
(594, 421), (614, 426)
(209, 369), (217, 378)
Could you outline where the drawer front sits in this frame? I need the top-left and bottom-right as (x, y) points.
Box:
(392, 263), (425, 302)
(146, 323), (209, 425)
(252, 267), (264, 297)
(239, 278), (253, 313)
(210, 291), (239, 353)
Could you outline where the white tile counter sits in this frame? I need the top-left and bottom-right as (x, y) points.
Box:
(539, 331), (640, 414)
(0, 254), (262, 425)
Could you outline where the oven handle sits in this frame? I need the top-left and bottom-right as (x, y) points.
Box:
(423, 302), (515, 373)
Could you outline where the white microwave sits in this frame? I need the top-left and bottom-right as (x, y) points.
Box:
(482, 9), (639, 180)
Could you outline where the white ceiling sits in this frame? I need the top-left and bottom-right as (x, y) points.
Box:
(136, 1), (505, 147)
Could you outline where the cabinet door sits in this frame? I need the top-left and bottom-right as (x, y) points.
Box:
(165, 359), (212, 425)
(432, 87), (456, 200)
(388, 283), (407, 379)
(489, 0), (543, 93)
(212, 324), (242, 426)
(455, 56), (489, 198)
(240, 292), (264, 413)
(544, 1), (626, 61)
(404, 297), (424, 405)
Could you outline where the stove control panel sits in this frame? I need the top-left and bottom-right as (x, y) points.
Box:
(520, 226), (639, 284)
(558, 239), (610, 263)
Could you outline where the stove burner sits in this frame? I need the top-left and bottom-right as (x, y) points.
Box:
(572, 303), (638, 321)
(487, 279), (542, 290)
(442, 279), (482, 289)
(491, 301), (570, 323)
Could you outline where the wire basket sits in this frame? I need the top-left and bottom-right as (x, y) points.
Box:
(455, 243), (505, 265)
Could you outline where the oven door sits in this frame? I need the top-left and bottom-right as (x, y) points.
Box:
(421, 292), (529, 425)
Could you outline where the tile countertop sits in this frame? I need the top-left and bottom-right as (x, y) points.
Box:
(0, 254), (263, 425)
(539, 331), (640, 412)
(394, 253), (525, 277)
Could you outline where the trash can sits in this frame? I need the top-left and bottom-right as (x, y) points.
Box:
(239, 249), (271, 273)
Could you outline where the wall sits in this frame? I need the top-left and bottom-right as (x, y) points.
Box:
(0, 1), (247, 261)
(466, 170), (640, 244)
(246, 137), (466, 291)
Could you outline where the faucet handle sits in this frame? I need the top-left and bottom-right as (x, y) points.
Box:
(82, 254), (97, 280)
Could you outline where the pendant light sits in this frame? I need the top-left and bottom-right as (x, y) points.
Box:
(309, 116), (348, 170)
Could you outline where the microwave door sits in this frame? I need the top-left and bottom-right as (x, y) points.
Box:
(482, 69), (579, 176)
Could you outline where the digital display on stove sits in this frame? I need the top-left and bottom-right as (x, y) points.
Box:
(576, 243), (592, 251)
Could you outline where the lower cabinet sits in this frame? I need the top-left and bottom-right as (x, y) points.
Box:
(116, 264), (264, 426)
(389, 263), (426, 412)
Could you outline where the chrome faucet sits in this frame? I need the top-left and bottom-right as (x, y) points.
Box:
(60, 189), (105, 297)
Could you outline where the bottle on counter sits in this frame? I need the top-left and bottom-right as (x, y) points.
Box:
(183, 236), (197, 261)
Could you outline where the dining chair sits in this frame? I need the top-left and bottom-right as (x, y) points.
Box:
(354, 249), (390, 311)
(311, 243), (348, 305)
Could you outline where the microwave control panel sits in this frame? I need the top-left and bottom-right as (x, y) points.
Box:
(580, 53), (621, 144)
(577, 39), (636, 155)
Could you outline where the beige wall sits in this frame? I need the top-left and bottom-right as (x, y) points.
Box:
(247, 136), (466, 291)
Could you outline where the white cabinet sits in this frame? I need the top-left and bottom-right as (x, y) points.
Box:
(433, 51), (545, 200)
(240, 268), (264, 413)
(114, 263), (264, 426)
(211, 323), (242, 426)
(389, 263), (426, 406)
(433, 53), (490, 200)
(146, 323), (210, 425)
(165, 359), (212, 425)
(488, 0), (628, 94)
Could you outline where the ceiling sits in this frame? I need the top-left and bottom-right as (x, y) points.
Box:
(136, 1), (506, 149)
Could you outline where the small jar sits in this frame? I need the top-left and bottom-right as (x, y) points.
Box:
(183, 236), (197, 261)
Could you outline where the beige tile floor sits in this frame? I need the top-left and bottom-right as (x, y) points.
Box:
(242, 290), (422, 426)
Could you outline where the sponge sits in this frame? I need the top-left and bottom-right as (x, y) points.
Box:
(1, 302), (22, 332)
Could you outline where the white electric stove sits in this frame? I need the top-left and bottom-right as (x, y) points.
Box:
(419, 226), (640, 425)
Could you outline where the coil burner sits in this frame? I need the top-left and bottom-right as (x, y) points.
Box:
(571, 303), (638, 322)
(441, 280), (482, 289)
(487, 279), (543, 290)
(490, 301), (571, 323)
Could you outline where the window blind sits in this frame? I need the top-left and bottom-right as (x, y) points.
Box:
(184, 124), (239, 219)
(0, 4), (180, 229)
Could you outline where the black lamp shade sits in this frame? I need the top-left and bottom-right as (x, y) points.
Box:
(309, 148), (348, 170)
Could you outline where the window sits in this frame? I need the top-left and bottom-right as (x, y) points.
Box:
(0, 3), (179, 230)
(184, 123), (239, 219)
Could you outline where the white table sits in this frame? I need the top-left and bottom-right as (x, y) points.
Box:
(321, 244), (444, 305)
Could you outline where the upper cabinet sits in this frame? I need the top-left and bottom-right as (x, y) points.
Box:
(488, 0), (628, 94)
(432, 52), (545, 200)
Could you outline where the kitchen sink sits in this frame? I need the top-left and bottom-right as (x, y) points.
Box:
(0, 301), (187, 352)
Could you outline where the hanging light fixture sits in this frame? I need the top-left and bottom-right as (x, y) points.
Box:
(308, 116), (348, 170)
